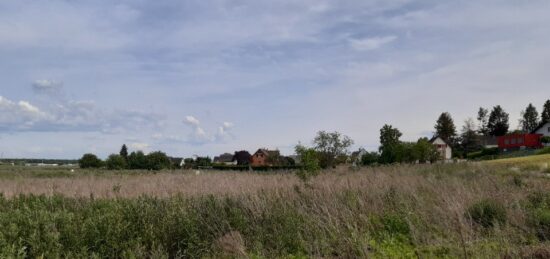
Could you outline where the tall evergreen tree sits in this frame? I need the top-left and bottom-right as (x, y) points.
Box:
(477, 107), (489, 135)
(434, 112), (457, 143)
(542, 99), (550, 123)
(521, 103), (539, 133)
(119, 144), (128, 161)
(487, 105), (509, 136)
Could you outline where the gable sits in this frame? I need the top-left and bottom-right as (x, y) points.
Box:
(533, 122), (550, 135)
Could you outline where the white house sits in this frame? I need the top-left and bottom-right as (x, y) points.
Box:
(532, 122), (550, 137)
(430, 136), (452, 161)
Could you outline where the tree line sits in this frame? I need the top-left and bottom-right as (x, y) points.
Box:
(79, 145), (173, 170)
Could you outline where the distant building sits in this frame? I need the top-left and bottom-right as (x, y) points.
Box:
(532, 122), (550, 137)
(232, 151), (252, 166)
(213, 153), (237, 165)
(250, 149), (280, 166)
(430, 136), (452, 160)
(497, 134), (543, 151)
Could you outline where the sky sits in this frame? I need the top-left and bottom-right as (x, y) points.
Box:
(1, 0), (550, 159)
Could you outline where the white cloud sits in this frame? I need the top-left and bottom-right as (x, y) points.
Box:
(129, 142), (150, 151)
(349, 35), (397, 51)
(32, 79), (63, 93)
(184, 116), (201, 126)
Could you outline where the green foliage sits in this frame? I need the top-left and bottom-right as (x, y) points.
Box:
(434, 112), (457, 144)
(146, 151), (172, 170)
(379, 124), (402, 164)
(541, 136), (550, 144)
(312, 131), (354, 168)
(361, 151), (380, 166)
(78, 153), (103, 169)
(194, 157), (212, 167)
(535, 147), (550, 155)
(488, 105), (509, 136)
(295, 144), (320, 182)
(413, 137), (439, 163)
(466, 199), (507, 228)
(531, 209), (550, 241)
(127, 151), (148, 169)
(106, 154), (127, 170)
(542, 99), (550, 123)
(119, 144), (128, 161)
(477, 107), (490, 135)
(461, 118), (481, 154)
(466, 147), (500, 160)
(521, 103), (540, 133)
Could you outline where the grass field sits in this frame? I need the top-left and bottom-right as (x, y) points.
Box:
(0, 160), (549, 258)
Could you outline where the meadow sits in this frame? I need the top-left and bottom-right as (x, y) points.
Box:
(0, 156), (549, 258)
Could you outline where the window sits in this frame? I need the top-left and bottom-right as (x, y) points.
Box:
(511, 138), (516, 144)
(547, 127), (550, 132)
(505, 139), (509, 145)
(518, 138), (524, 144)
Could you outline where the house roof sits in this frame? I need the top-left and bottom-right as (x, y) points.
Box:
(531, 121), (550, 134)
(429, 136), (447, 144)
(213, 153), (234, 163)
(254, 149), (280, 157)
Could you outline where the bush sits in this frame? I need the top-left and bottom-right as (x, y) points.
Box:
(106, 154), (127, 170)
(127, 151), (149, 169)
(361, 152), (380, 166)
(78, 153), (103, 169)
(466, 199), (507, 228)
(541, 136), (550, 144)
(535, 147), (550, 155)
(146, 151), (172, 170)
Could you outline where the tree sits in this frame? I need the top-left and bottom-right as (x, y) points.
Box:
(295, 144), (320, 182)
(379, 124), (402, 164)
(361, 152), (380, 166)
(521, 103), (539, 133)
(488, 105), (509, 136)
(128, 151), (148, 169)
(313, 131), (354, 168)
(194, 157), (212, 167)
(78, 153), (103, 169)
(146, 151), (172, 170)
(461, 118), (481, 154)
(119, 144), (128, 161)
(434, 112), (457, 144)
(414, 138), (439, 163)
(542, 100), (550, 123)
(106, 154), (127, 170)
(477, 107), (490, 135)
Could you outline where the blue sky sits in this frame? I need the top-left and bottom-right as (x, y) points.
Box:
(1, 0), (549, 159)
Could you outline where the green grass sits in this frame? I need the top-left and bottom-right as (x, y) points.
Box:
(0, 163), (549, 257)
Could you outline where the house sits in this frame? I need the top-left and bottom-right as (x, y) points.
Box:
(429, 136), (452, 160)
(532, 122), (550, 137)
(250, 149), (280, 166)
(497, 133), (543, 151)
(232, 151), (252, 165)
(213, 153), (237, 165)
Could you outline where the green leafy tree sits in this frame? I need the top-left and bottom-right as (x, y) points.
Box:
(461, 118), (481, 154)
(295, 144), (320, 182)
(313, 131), (354, 168)
(477, 107), (490, 136)
(119, 144), (128, 161)
(542, 100), (550, 123)
(521, 103), (539, 133)
(128, 151), (148, 169)
(414, 137), (439, 163)
(394, 142), (417, 163)
(183, 158), (195, 169)
(488, 105), (509, 136)
(78, 153), (103, 169)
(195, 157), (212, 167)
(434, 112), (457, 144)
(379, 124), (402, 164)
(106, 154), (127, 170)
(146, 151), (172, 170)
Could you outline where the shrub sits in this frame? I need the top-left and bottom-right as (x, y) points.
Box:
(146, 151), (172, 170)
(361, 152), (380, 166)
(535, 147), (550, 155)
(466, 199), (507, 228)
(106, 154), (127, 170)
(541, 136), (550, 144)
(78, 153), (103, 169)
(295, 145), (320, 182)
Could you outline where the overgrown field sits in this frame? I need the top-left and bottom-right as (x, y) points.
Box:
(0, 161), (549, 258)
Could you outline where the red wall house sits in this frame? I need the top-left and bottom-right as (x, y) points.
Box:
(497, 134), (543, 150)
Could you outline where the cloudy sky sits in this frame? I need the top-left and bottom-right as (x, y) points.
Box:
(1, 0), (549, 159)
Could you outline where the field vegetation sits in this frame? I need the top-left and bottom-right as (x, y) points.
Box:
(0, 158), (549, 258)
